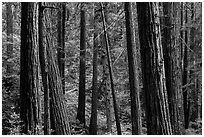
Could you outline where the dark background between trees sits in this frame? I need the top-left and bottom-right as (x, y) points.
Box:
(1, 2), (202, 135)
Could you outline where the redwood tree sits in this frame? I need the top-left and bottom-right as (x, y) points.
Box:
(42, 3), (71, 134)
(89, 33), (98, 135)
(101, 2), (122, 135)
(182, 2), (190, 129)
(89, 4), (99, 134)
(137, 2), (172, 135)
(57, 3), (66, 93)
(38, 2), (50, 135)
(161, 2), (184, 134)
(20, 2), (39, 134)
(124, 2), (142, 135)
(77, 3), (86, 125)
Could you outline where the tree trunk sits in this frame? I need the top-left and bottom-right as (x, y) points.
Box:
(100, 21), (112, 134)
(137, 2), (172, 135)
(189, 2), (198, 122)
(89, 7), (99, 134)
(6, 2), (13, 74)
(172, 2), (185, 134)
(57, 3), (66, 93)
(42, 3), (56, 134)
(20, 2), (39, 134)
(124, 2), (142, 135)
(44, 5), (71, 134)
(161, 2), (185, 134)
(183, 2), (190, 129)
(103, 69), (112, 134)
(38, 2), (50, 135)
(180, 2), (184, 69)
(101, 2), (122, 135)
(77, 3), (86, 126)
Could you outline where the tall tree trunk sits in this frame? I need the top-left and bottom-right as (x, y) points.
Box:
(137, 2), (172, 135)
(180, 2), (184, 70)
(124, 2), (142, 135)
(43, 5), (71, 134)
(42, 3), (56, 134)
(100, 2), (122, 135)
(100, 20), (112, 134)
(161, 2), (184, 134)
(57, 3), (66, 93)
(183, 2), (190, 129)
(6, 2), (13, 74)
(77, 3), (86, 126)
(172, 2), (185, 134)
(20, 2), (39, 134)
(89, 8), (99, 134)
(103, 66), (112, 134)
(189, 2), (198, 122)
(38, 2), (50, 135)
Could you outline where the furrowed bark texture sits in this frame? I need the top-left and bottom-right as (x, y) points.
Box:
(43, 6), (71, 135)
(161, 2), (184, 134)
(38, 2), (50, 135)
(124, 2), (142, 135)
(20, 2), (39, 134)
(137, 2), (172, 135)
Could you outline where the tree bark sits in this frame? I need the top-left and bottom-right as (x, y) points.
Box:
(89, 8), (99, 134)
(101, 2), (122, 135)
(101, 35), (113, 134)
(57, 3), (66, 93)
(20, 2), (39, 134)
(124, 2), (142, 135)
(38, 2), (50, 135)
(183, 2), (190, 129)
(137, 2), (172, 135)
(161, 2), (185, 134)
(76, 3), (86, 126)
(189, 2), (198, 122)
(43, 5), (71, 134)
(100, 16), (112, 134)
(180, 2), (184, 69)
(6, 2), (13, 74)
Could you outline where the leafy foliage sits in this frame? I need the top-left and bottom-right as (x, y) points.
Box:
(2, 75), (21, 135)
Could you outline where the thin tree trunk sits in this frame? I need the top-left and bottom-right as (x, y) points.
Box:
(100, 26), (112, 134)
(137, 2), (172, 135)
(104, 78), (112, 134)
(89, 11), (99, 134)
(172, 3), (185, 134)
(6, 2), (13, 74)
(124, 2), (142, 135)
(20, 2), (39, 134)
(77, 3), (86, 126)
(180, 2), (184, 70)
(189, 2), (198, 122)
(183, 2), (190, 129)
(57, 3), (66, 93)
(100, 2), (122, 135)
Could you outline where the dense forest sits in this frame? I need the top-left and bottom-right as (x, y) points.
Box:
(1, 2), (202, 135)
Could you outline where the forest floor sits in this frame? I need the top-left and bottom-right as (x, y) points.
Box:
(2, 77), (202, 135)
